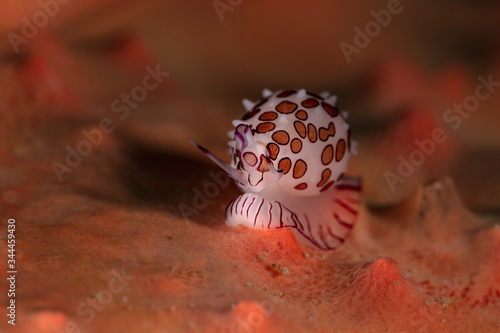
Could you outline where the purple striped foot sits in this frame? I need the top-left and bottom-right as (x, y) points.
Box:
(225, 176), (362, 250)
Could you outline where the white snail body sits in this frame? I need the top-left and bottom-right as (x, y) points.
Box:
(193, 89), (361, 250)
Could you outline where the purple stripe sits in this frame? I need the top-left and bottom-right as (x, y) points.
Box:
(246, 197), (255, 218)
(334, 213), (353, 229)
(335, 198), (358, 216)
(335, 184), (362, 191)
(317, 224), (330, 249)
(327, 227), (345, 243)
(234, 196), (243, 215)
(305, 214), (314, 243)
(241, 197), (248, 215)
(278, 202), (284, 228)
(227, 199), (236, 218)
(267, 203), (273, 229)
(293, 211), (304, 231)
(300, 214), (324, 249)
(254, 198), (265, 227)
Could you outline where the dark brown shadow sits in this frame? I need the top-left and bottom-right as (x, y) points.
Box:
(120, 139), (241, 226)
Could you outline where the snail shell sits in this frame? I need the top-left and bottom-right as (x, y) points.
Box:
(193, 89), (361, 250)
